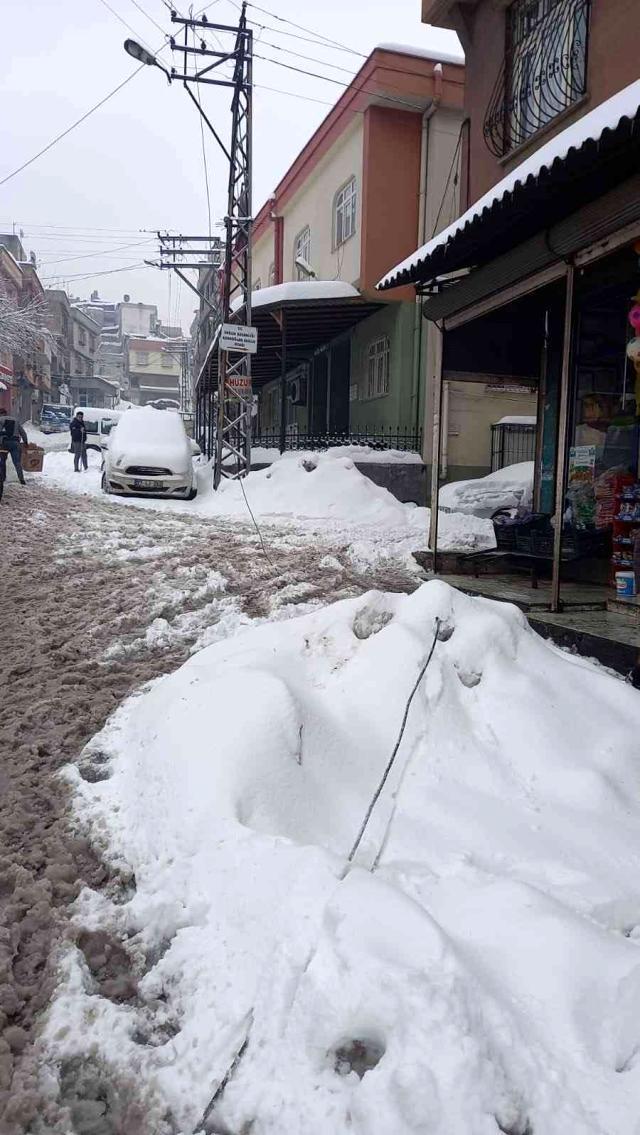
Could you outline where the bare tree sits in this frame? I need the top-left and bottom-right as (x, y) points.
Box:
(0, 294), (52, 357)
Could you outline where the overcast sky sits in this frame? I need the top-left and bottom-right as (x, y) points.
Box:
(1, 0), (461, 333)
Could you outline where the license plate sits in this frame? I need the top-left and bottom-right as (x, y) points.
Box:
(132, 478), (164, 489)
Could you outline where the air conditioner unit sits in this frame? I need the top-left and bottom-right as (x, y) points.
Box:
(288, 376), (307, 406)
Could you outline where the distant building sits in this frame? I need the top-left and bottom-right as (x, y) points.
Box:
(126, 337), (182, 406)
(0, 234), (51, 420)
(45, 290), (73, 403)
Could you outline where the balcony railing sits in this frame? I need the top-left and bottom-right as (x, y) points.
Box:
(484, 0), (590, 158)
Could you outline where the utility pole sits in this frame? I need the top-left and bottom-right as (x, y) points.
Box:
(135, 3), (253, 487)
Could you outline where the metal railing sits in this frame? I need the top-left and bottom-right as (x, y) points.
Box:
(484, 0), (590, 157)
(253, 425), (423, 455)
(491, 422), (536, 471)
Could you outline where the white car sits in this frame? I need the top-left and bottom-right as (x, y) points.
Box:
(75, 407), (123, 453)
(102, 406), (200, 499)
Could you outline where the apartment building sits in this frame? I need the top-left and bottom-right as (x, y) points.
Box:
(126, 337), (182, 406)
(247, 45), (467, 455)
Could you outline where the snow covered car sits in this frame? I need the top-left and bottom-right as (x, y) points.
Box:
(102, 406), (200, 499)
(438, 461), (534, 518)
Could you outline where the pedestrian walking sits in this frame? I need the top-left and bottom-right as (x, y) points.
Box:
(70, 410), (88, 472)
(0, 408), (27, 486)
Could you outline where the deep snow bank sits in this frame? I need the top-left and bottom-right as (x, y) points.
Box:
(48, 582), (640, 1134)
(38, 449), (496, 553)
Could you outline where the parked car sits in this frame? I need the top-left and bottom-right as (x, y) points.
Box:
(102, 406), (200, 499)
(74, 407), (123, 453)
(40, 403), (72, 434)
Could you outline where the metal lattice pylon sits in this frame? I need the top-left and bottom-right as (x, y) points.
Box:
(214, 9), (253, 488)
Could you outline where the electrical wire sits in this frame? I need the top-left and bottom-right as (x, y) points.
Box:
(127, 0), (168, 36)
(95, 0), (155, 48)
(39, 262), (149, 282)
(36, 238), (156, 267)
(247, 1), (367, 58)
(253, 53), (428, 113)
(345, 618), (441, 871)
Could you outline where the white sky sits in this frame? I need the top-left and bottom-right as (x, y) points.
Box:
(1, 0), (461, 333)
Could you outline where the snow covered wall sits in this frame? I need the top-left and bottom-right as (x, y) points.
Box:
(47, 582), (640, 1134)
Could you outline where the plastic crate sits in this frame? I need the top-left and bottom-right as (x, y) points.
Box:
(494, 524), (517, 551)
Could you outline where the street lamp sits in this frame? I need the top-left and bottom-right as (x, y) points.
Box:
(124, 39), (172, 81)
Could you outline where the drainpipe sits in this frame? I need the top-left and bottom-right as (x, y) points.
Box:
(411, 63), (443, 439)
(270, 196), (284, 285)
(441, 379), (450, 480)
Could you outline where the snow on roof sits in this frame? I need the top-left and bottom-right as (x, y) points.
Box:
(232, 280), (360, 313)
(375, 42), (464, 65)
(379, 78), (640, 289)
(495, 415), (537, 426)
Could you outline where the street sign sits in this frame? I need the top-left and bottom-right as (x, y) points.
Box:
(227, 376), (252, 392)
(220, 323), (258, 354)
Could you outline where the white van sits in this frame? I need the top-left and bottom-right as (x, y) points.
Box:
(74, 407), (123, 453)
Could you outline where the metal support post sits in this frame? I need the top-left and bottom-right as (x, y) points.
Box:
(428, 325), (444, 574)
(279, 310), (287, 454)
(551, 262), (575, 613)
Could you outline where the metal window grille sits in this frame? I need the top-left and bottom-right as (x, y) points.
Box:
(335, 178), (357, 246)
(484, 0), (590, 157)
(490, 422), (537, 471)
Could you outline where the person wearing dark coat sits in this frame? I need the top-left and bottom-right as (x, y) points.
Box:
(69, 411), (88, 472)
(0, 408), (27, 485)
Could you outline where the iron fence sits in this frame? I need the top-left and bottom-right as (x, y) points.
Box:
(491, 422), (537, 472)
(253, 426), (423, 455)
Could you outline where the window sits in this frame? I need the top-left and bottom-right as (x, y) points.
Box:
(367, 337), (390, 399)
(484, 0), (590, 156)
(334, 178), (357, 247)
(136, 351), (149, 366)
(294, 226), (311, 278)
(161, 352), (173, 368)
(89, 334), (96, 351)
(268, 262), (276, 286)
(78, 329), (87, 346)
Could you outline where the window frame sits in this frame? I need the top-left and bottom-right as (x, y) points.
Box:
(334, 176), (357, 249)
(293, 226), (311, 279)
(366, 336), (391, 400)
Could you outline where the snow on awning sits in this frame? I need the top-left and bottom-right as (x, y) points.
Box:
(378, 79), (640, 291)
(231, 280), (360, 313)
(375, 42), (464, 65)
(0, 380), (8, 392)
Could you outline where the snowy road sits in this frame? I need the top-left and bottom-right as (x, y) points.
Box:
(0, 477), (419, 1134)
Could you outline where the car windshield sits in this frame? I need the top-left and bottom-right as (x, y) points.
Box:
(101, 419), (117, 435)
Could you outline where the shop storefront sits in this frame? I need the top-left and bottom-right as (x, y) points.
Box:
(378, 78), (640, 616)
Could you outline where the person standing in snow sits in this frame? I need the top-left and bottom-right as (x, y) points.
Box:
(0, 407), (27, 485)
(69, 410), (88, 472)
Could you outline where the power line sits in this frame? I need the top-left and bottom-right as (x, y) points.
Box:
(126, 0), (167, 36)
(254, 52), (426, 113)
(40, 262), (150, 282)
(248, 2), (366, 58)
(37, 238), (157, 267)
(0, 66), (148, 188)
(95, 0), (154, 48)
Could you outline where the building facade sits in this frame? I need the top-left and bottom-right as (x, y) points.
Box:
(0, 235), (51, 420)
(381, 0), (640, 611)
(126, 337), (182, 406)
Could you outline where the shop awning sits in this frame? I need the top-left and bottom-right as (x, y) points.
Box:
(197, 281), (382, 392)
(378, 79), (640, 292)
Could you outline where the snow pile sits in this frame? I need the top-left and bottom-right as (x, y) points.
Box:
(23, 421), (70, 452)
(47, 582), (640, 1134)
(439, 461), (533, 517)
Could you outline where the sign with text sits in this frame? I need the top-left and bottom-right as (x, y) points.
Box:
(220, 323), (258, 354)
(227, 376), (252, 393)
